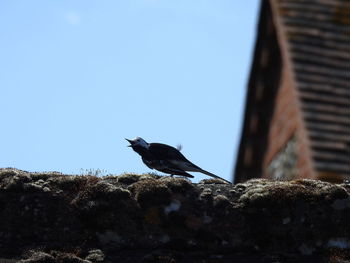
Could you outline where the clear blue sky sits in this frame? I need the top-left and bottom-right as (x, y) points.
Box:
(0, 1), (260, 182)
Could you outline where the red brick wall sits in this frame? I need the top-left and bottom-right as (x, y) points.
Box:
(262, 64), (316, 180)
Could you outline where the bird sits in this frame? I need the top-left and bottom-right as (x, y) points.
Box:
(126, 137), (231, 183)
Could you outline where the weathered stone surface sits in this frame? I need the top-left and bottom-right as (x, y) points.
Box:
(0, 168), (350, 262)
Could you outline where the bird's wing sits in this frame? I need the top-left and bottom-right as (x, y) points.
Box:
(149, 143), (200, 167)
(141, 157), (155, 170)
(143, 154), (194, 178)
(149, 143), (187, 161)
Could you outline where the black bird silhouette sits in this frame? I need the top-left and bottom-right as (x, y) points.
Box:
(126, 137), (231, 183)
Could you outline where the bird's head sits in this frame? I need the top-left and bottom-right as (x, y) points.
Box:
(125, 137), (149, 149)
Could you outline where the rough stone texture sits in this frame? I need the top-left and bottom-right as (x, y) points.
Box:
(1, 168), (350, 262)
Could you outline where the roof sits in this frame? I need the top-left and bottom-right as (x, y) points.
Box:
(234, 0), (350, 182)
(278, 0), (350, 175)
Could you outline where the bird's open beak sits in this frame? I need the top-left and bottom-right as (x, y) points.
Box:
(125, 138), (133, 147)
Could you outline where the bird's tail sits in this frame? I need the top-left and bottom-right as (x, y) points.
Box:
(199, 169), (231, 184)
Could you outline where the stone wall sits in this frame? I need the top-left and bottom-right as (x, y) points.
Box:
(0, 168), (350, 262)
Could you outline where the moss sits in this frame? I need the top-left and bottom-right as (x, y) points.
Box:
(20, 250), (92, 263)
(238, 184), (271, 206)
(19, 251), (55, 263)
(200, 188), (212, 198)
(316, 185), (348, 200)
(213, 195), (231, 209)
(294, 180), (349, 200)
(1, 173), (32, 191)
(159, 177), (194, 194)
(293, 179), (335, 190)
(22, 182), (49, 192)
(198, 178), (229, 184)
(0, 169), (67, 192)
(0, 168), (21, 178)
(84, 249), (105, 262)
(29, 172), (63, 181)
(116, 173), (159, 185)
(238, 180), (312, 207)
(89, 181), (130, 199)
(71, 181), (131, 209)
(69, 178), (140, 233)
(130, 179), (172, 208)
(52, 252), (89, 263)
(47, 176), (85, 192)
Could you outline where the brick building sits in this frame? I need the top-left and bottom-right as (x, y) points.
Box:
(234, 0), (350, 183)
